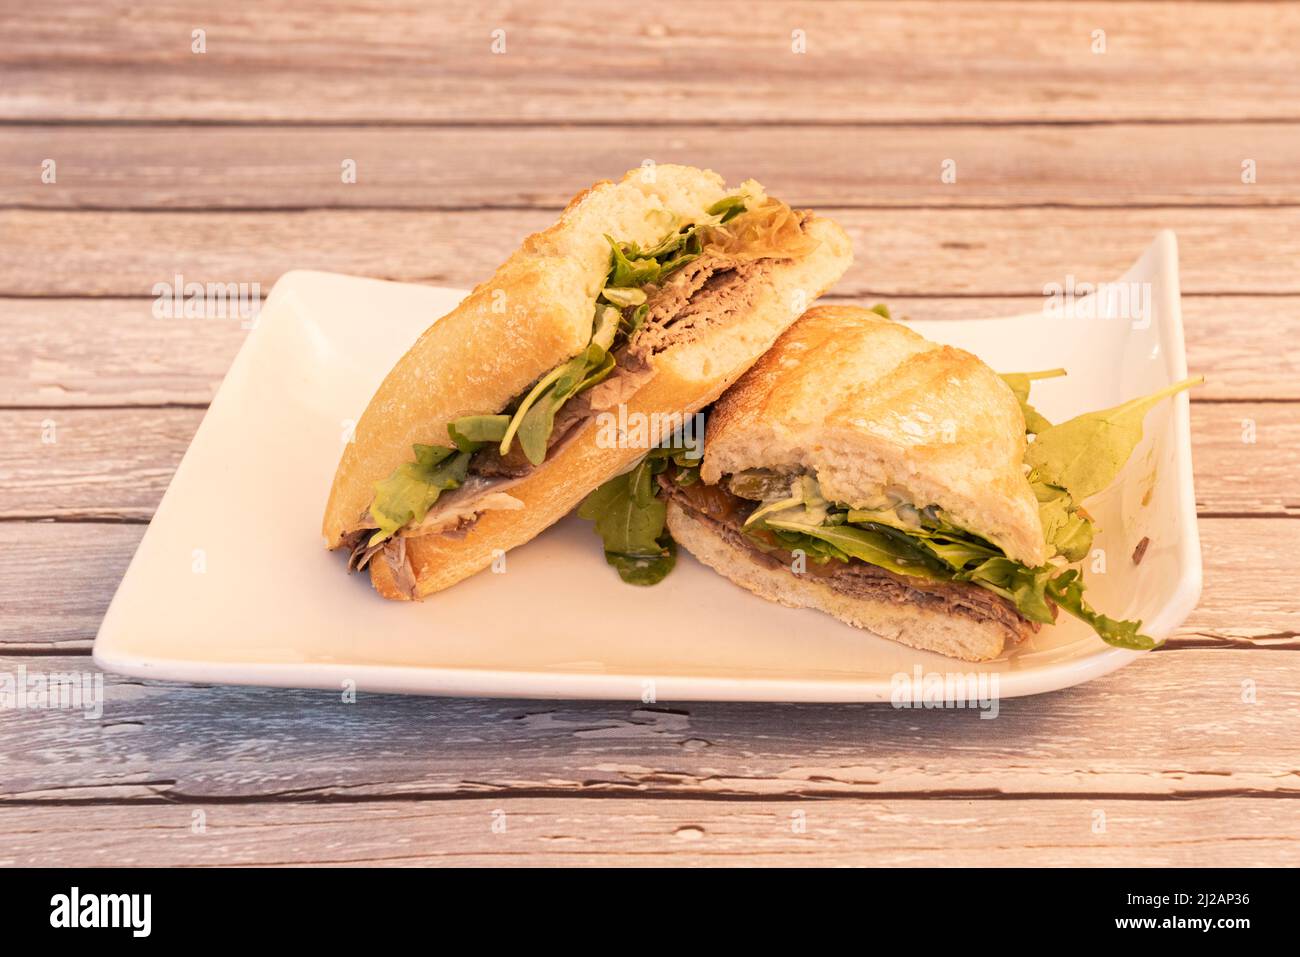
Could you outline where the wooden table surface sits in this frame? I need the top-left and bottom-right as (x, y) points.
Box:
(2, 1), (1298, 866)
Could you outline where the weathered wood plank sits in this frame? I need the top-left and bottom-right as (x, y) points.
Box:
(0, 524), (143, 651)
(1, 403), (1293, 521)
(5, 123), (1297, 209)
(1, 650), (1297, 804)
(0, 517), (1294, 649)
(0, 409), (195, 520)
(3, 2), (1296, 124)
(2, 207), (1298, 297)
(3, 295), (1294, 407)
(1193, 403), (1300, 515)
(0, 299), (247, 407)
(1, 797), (1295, 867)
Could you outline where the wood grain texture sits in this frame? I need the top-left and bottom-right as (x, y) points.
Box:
(0, 524), (142, 651)
(1, 651), (1297, 803)
(0, 403), (1293, 520)
(0, 517), (1295, 650)
(4, 2), (1298, 123)
(5, 123), (1297, 209)
(0, 298), (246, 407)
(2, 207), (1299, 297)
(4, 295), (1295, 406)
(1, 797), (1295, 867)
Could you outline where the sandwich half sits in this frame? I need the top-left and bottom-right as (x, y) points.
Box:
(664, 305), (1046, 661)
(322, 165), (853, 599)
(635, 305), (1199, 661)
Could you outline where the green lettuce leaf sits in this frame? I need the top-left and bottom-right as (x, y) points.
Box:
(1046, 569), (1156, 650)
(367, 444), (470, 546)
(1026, 376), (1203, 501)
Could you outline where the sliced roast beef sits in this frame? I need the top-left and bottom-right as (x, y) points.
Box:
(627, 257), (776, 363)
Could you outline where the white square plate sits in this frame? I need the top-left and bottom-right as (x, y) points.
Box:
(94, 232), (1200, 701)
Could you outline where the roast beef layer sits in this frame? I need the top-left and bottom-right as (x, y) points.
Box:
(661, 476), (1036, 642)
(627, 256), (776, 363)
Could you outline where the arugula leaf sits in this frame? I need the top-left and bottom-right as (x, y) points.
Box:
(762, 520), (948, 581)
(607, 537), (677, 586)
(953, 558), (1056, 625)
(1033, 481), (1094, 561)
(1000, 368), (1065, 435)
(868, 303), (891, 319)
(447, 414), (510, 452)
(367, 445), (470, 546)
(916, 535), (1004, 569)
(497, 190), (742, 468)
(1046, 569), (1155, 650)
(623, 302), (650, 338)
(604, 193), (743, 294)
(605, 235), (664, 287)
(500, 307), (621, 465)
(577, 457), (675, 585)
(1026, 376), (1203, 501)
(577, 433), (704, 584)
(656, 443), (704, 486)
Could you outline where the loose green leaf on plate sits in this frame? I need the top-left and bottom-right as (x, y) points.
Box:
(1026, 376), (1203, 501)
(578, 457), (676, 585)
(1046, 569), (1156, 650)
